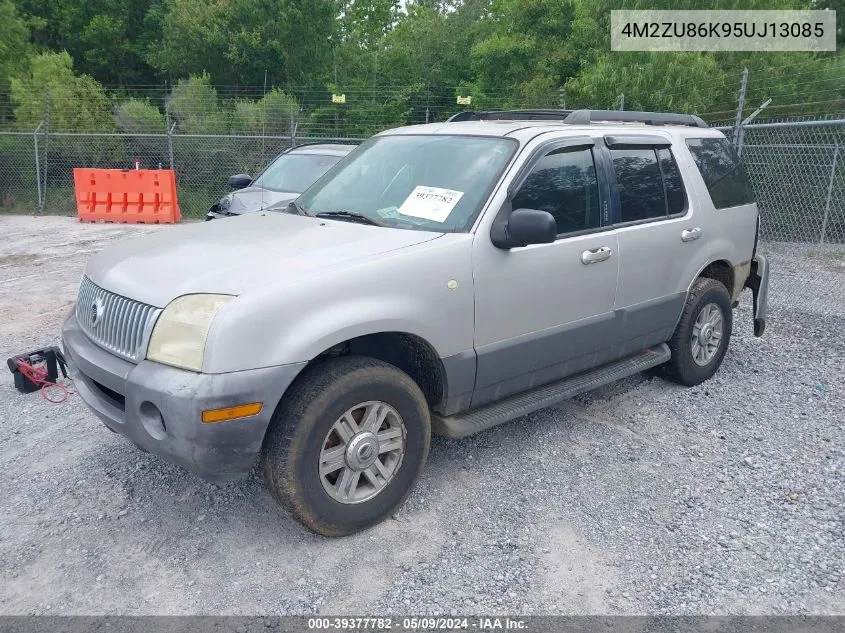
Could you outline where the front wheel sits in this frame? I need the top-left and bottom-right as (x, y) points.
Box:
(662, 277), (733, 387)
(262, 356), (431, 536)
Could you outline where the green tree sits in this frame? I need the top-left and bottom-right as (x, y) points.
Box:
(5, 0), (844, 128)
(230, 89), (301, 135)
(11, 51), (114, 131)
(338, 0), (400, 51)
(817, 0), (844, 46)
(167, 73), (227, 133)
(378, 0), (492, 88)
(470, 0), (576, 101)
(0, 0), (31, 91)
(560, 0), (843, 119)
(564, 53), (724, 113)
(114, 98), (166, 133)
(148, 0), (336, 86)
(14, 0), (163, 85)
(0, 0), (32, 127)
(330, 0), (400, 93)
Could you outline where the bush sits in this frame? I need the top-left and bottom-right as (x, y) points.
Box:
(167, 73), (227, 134)
(115, 98), (166, 134)
(230, 89), (301, 136)
(11, 51), (113, 132)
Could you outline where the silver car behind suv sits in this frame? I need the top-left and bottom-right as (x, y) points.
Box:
(205, 143), (354, 220)
(62, 109), (768, 536)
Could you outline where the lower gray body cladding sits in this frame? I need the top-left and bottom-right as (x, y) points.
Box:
(471, 293), (684, 409)
(433, 343), (671, 438)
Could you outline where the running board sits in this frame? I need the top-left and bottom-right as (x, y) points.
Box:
(432, 344), (671, 439)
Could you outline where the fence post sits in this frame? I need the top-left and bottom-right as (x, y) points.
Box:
(819, 142), (840, 246)
(619, 93), (625, 111)
(734, 67), (748, 154)
(38, 90), (52, 213)
(164, 81), (175, 170)
(167, 122), (176, 170)
(33, 121), (44, 212)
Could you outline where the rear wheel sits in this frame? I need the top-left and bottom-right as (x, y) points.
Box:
(262, 356), (430, 536)
(662, 277), (733, 387)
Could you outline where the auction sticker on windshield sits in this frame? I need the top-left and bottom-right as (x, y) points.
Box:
(398, 186), (464, 222)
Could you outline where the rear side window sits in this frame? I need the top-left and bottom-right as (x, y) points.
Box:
(611, 147), (686, 222)
(686, 137), (755, 209)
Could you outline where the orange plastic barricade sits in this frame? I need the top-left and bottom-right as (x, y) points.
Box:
(73, 168), (181, 224)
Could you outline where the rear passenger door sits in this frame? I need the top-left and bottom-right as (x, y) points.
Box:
(604, 135), (705, 355)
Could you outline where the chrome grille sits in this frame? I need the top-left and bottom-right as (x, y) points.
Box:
(76, 276), (162, 362)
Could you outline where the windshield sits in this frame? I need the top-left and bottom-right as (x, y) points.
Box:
(297, 135), (517, 232)
(252, 152), (343, 193)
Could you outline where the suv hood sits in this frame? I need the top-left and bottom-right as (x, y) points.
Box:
(85, 212), (443, 307)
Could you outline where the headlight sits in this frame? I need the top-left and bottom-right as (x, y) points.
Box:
(147, 294), (234, 372)
(219, 194), (233, 210)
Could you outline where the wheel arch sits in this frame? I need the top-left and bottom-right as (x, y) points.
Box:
(301, 331), (449, 412)
(670, 257), (736, 337)
(693, 259), (735, 298)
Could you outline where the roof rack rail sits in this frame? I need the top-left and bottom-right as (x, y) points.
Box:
(447, 108), (708, 128)
(447, 109), (574, 122)
(563, 109), (708, 128)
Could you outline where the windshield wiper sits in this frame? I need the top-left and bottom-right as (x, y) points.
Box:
(286, 200), (310, 216)
(314, 210), (387, 227)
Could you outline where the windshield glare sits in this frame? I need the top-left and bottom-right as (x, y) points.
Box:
(253, 153), (343, 193)
(297, 135), (516, 232)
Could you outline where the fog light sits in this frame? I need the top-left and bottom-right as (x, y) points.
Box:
(201, 402), (263, 424)
(139, 401), (167, 439)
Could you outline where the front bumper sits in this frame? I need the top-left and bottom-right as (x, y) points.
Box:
(62, 312), (306, 482)
(744, 254), (769, 337)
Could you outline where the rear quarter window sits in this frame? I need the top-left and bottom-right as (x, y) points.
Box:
(686, 137), (755, 209)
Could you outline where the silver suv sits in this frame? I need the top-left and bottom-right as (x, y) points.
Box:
(62, 109), (769, 536)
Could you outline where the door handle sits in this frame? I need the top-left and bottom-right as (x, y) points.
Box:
(581, 246), (612, 265)
(681, 227), (702, 242)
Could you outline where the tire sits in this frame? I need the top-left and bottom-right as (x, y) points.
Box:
(262, 355), (431, 537)
(662, 277), (733, 387)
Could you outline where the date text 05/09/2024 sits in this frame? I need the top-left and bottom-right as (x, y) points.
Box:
(307, 617), (528, 630)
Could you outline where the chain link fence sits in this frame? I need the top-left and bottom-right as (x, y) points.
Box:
(0, 132), (39, 213)
(733, 121), (844, 245)
(0, 131), (363, 217)
(730, 120), (844, 318)
(0, 102), (842, 315)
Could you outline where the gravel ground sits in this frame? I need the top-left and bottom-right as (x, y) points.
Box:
(0, 215), (842, 616)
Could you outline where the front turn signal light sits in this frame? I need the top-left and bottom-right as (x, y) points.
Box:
(201, 402), (263, 424)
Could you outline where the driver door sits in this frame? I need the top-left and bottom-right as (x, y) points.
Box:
(471, 139), (620, 408)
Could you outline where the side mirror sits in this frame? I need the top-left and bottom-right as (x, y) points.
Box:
(228, 174), (252, 189)
(491, 208), (557, 249)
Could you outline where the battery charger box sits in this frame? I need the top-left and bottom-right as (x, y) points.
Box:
(7, 348), (61, 394)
